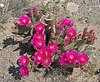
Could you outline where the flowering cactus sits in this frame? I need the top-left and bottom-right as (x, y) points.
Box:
(11, 6), (97, 76)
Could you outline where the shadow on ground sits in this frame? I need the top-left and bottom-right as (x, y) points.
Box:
(8, 65), (22, 80)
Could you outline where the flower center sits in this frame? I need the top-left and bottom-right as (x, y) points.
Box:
(46, 51), (48, 56)
(38, 27), (42, 30)
(64, 58), (67, 62)
(40, 51), (43, 54)
(38, 42), (42, 45)
(23, 19), (26, 23)
(81, 57), (85, 61)
(50, 46), (54, 49)
(38, 56), (41, 60)
(37, 36), (41, 39)
(45, 60), (49, 64)
(70, 55), (74, 59)
(23, 68), (27, 73)
(23, 59), (26, 63)
(69, 32), (73, 36)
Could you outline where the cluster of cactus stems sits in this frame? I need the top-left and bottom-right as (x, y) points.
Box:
(11, 7), (97, 76)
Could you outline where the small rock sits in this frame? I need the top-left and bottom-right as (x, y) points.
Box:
(83, 0), (89, 4)
(67, 2), (79, 12)
(0, 3), (4, 8)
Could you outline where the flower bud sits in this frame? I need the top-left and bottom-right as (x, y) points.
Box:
(85, 27), (88, 31)
(52, 40), (55, 43)
(13, 30), (16, 33)
(84, 69), (88, 72)
(76, 65), (80, 68)
(57, 50), (61, 54)
(81, 67), (84, 69)
(57, 29), (61, 35)
(84, 38), (87, 40)
(78, 34), (82, 38)
(34, 65), (37, 68)
(51, 33), (54, 36)
(69, 20), (74, 27)
(71, 37), (75, 42)
(39, 13), (42, 18)
(90, 29), (94, 33)
(13, 21), (16, 24)
(64, 38), (70, 45)
(33, 7), (37, 12)
(51, 24), (54, 28)
(58, 25), (64, 29)
(28, 68), (31, 72)
(88, 37), (92, 41)
(28, 10), (32, 15)
(87, 66), (90, 68)
(11, 26), (14, 29)
(32, 56), (34, 60)
(24, 12), (28, 15)
(75, 36), (78, 40)
(27, 65), (30, 68)
(66, 49), (69, 51)
(48, 15), (51, 19)
(31, 61), (34, 64)
(84, 31), (88, 36)
(55, 36), (59, 40)
(15, 27), (18, 29)
(52, 20), (54, 23)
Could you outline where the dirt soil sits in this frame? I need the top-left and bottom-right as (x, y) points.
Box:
(0, 0), (100, 82)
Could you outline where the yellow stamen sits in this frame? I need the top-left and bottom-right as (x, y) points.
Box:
(38, 42), (42, 45)
(45, 60), (49, 64)
(70, 55), (74, 59)
(38, 56), (41, 60)
(69, 32), (73, 36)
(23, 19), (26, 23)
(23, 59), (26, 63)
(38, 27), (42, 30)
(46, 51), (48, 56)
(81, 57), (85, 61)
(50, 46), (54, 49)
(38, 36), (41, 39)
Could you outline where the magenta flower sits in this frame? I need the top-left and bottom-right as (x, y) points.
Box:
(59, 53), (69, 65)
(28, 10), (32, 15)
(69, 20), (74, 27)
(66, 28), (77, 38)
(44, 49), (51, 58)
(84, 31), (88, 36)
(18, 15), (30, 27)
(20, 66), (29, 76)
(33, 7), (37, 12)
(18, 55), (30, 66)
(35, 23), (45, 33)
(78, 53), (89, 65)
(34, 52), (44, 64)
(66, 50), (78, 63)
(57, 29), (61, 35)
(37, 48), (44, 55)
(58, 25), (64, 29)
(39, 13), (42, 17)
(47, 43), (59, 53)
(64, 38), (70, 45)
(61, 18), (70, 27)
(42, 58), (52, 67)
(35, 39), (45, 49)
(33, 33), (44, 40)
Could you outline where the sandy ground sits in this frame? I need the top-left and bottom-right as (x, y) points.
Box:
(0, 0), (100, 82)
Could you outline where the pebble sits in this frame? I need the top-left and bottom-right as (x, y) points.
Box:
(0, 3), (4, 8)
(67, 2), (79, 12)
